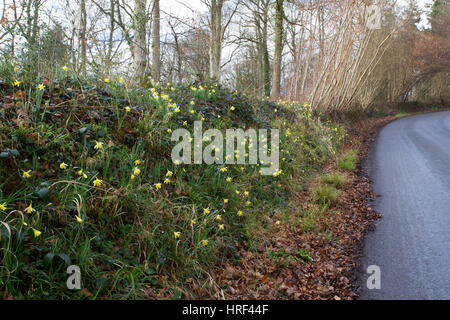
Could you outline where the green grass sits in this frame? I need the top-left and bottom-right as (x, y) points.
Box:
(395, 113), (409, 118)
(313, 185), (341, 207)
(321, 172), (347, 189)
(338, 149), (358, 171)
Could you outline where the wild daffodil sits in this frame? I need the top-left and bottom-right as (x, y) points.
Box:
(174, 231), (181, 238)
(0, 203), (7, 211)
(218, 224), (225, 231)
(238, 211), (243, 217)
(76, 215), (83, 224)
(125, 106), (131, 112)
(155, 183), (162, 189)
(60, 162), (68, 170)
(32, 228), (42, 238)
(94, 141), (103, 150)
(216, 215), (222, 221)
(38, 83), (45, 90)
(203, 208), (211, 214)
(223, 199), (229, 204)
(166, 171), (173, 177)
(23, 170), (32, 179)
(191, 219), (197, 225)
(133, 167), (141, 176)
(26, 204), (35, 214)
(201, 240), (208, 246)
(93, 178), (103, 187)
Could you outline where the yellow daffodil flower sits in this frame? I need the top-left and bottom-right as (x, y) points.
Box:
(93, 178), (103, 187)
(203, 208), (210, 214)
(63, 66), (68, 71)
(125, 106), (131, 112)
(32, 228), (42, 238)
(174, 231), (181, 238)
(226, 177), (232, 183)
(94, 141), (103, 150)
(164, 178), (170, 184)
(155, 183), (162, 189)
(104, 78), (110, 83)
(0, 203), (7, 211)
(201, 240), (208, 246)
(38, 83), (45, 90)
(223, 199), (229, 204)
(76, 215), (83, 223)
(14, 80), (21, 86)
(218, 224), (225, 231)
(60, 162), (68, 170)
(238, 211), (243, 217)
(23, 170), (32, 179)
(133, 167), (141, 176)
(276, 220), (281, 225)
(166, 171), (173, 177)
(26, 204), (35, 214)
(231, 106), (235, 111)
(191, 219), (197, 225)
(216, 215), (222, 221)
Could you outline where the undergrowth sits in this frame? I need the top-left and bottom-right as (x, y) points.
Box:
(0, 62), (347, 299)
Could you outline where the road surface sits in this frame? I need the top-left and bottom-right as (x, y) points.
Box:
(359, 111), (450, 300)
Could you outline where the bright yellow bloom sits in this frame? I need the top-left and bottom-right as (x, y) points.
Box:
(216, 215), (222, 221)
(76, 215), (83, 223)
(119, 77), (124, 83)
(203, 208), (211, 214)
(191, 219), (197, 225)
(223, 199), (229, 204)
(134, 160), (141, 165)
(60, 162), (68, 170)
(125, 106), (131, 112)
(218, 224), (225, 230)
(133, 167), (141, 176)
(237, 211), (243, 217)
(235, 190), (240, 195)
(246, 201), (251, 206)
(14, 66), (19, 72)
(93, 178), (103, 187)
(276, 220), (281, 225)
(94, 141), (103, 150)
(226, 177), (232, 183)
(175, 108), (180, 113)
(166, 171), (173, 177)
(174, 231), (181, 238)
(14, 80), (21, 86)
(220, 167), (228, 173)
(167, 129), (172, 133)
(23, 170), (32, 179)
(230, 106), (235, 111)
(104, 78), (110, 83)
(63, 66), (68, 71)
(26, 204), (35, 214)
(164, 178), (171, 184)
(32, 228), (42, 238)
(0, 203), (7, 211)
(155, 183), (162, 189)
(244, 191), (249, 196)
(38, 83), (45, 90)
(201, 239), (208, 246)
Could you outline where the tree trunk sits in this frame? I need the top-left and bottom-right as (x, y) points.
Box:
(152, 0), (161, 82)
(133, 0), (147, 83)
(271, 0), (284, 100)
(80, 0), (87, 74)
(209, 0), (224, 81)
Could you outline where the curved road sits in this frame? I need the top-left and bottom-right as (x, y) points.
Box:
(359, 111), (450, 300)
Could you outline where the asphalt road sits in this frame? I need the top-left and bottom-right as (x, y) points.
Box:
(359, 111), (450, 300)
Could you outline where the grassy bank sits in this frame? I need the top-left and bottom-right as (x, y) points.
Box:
(0, 65), (347, 299)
